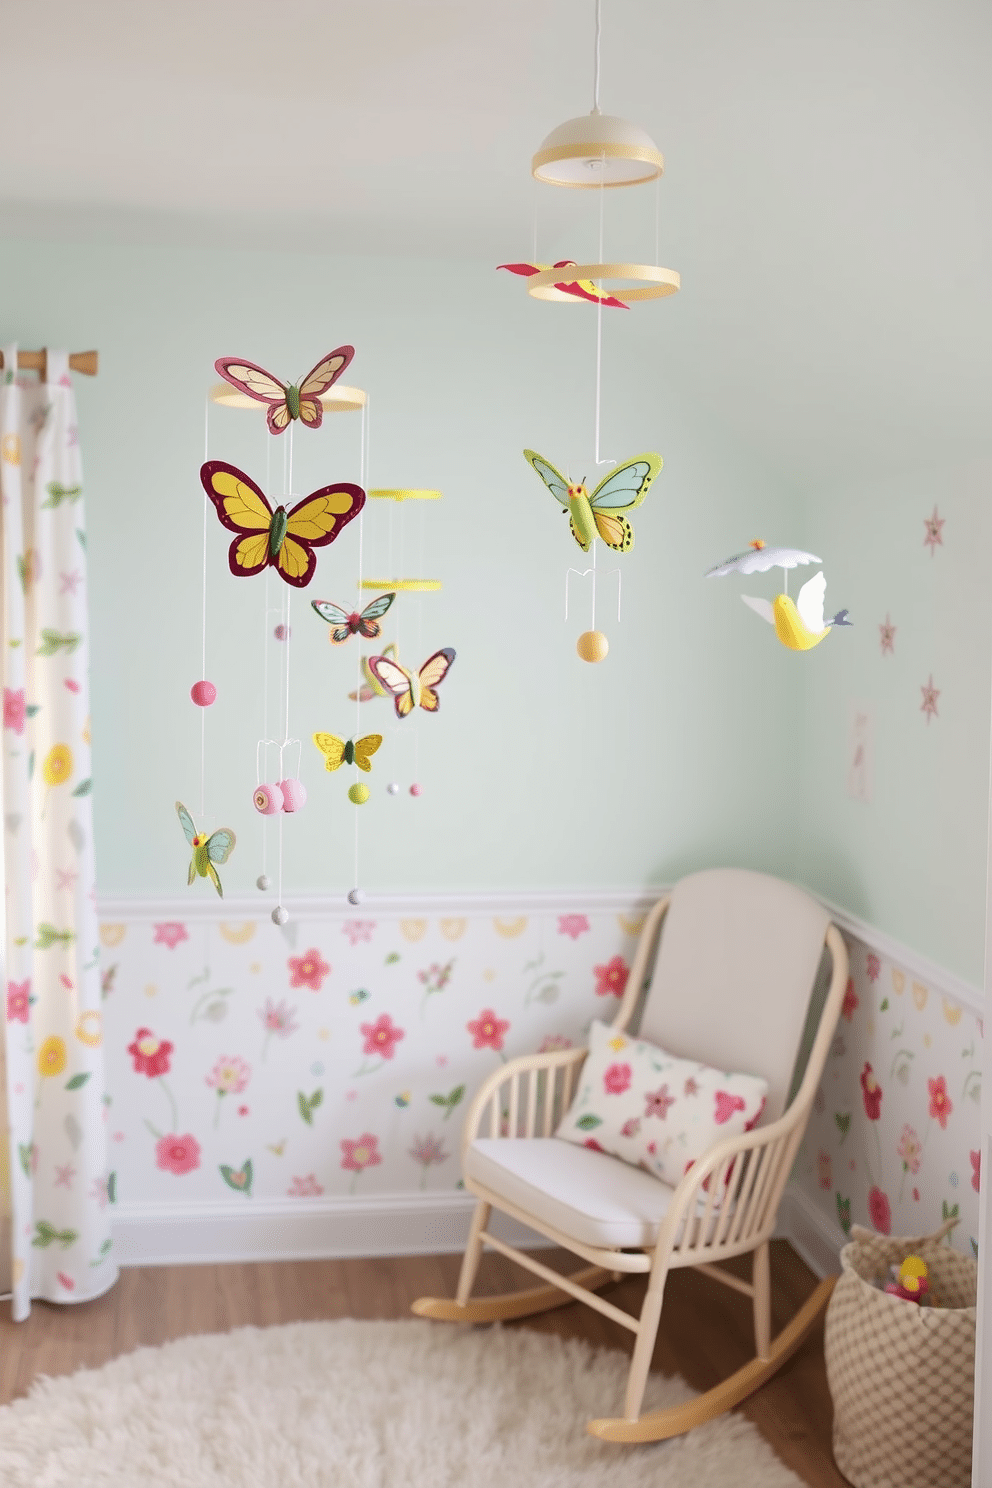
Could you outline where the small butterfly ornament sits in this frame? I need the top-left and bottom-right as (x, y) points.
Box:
(311, 592), (395, 643)
(214, 347), (354, 435)
(312, 733), (383, 773)
(498, 261), (628, 309)
(176, 802), (236, 898)
(524, 450), (662, 552)
(367, 648), (456, 720)
(349, 643), (399, 702)
(201, 461), (365, 589)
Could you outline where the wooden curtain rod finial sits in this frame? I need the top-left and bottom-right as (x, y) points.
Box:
(0, 350), (99, 376)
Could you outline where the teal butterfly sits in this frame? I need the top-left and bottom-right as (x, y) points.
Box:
(176, 802), (236, 898)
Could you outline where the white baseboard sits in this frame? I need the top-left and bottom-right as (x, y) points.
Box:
(112, 1191), (552, 1268)
(775, 1185), (845, 1279)
(115, 1182), (841, 1275)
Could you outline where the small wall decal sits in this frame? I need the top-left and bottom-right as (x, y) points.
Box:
(879, 614), (896, 655)
(920, 674), (940, 724)
(923, 506), (944, 555)
(847, 705), (874, 803)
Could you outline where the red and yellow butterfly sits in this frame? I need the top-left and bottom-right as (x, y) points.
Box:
(311, 592), (395, 644)
(498, 261), (627, 309)
(200, 461), (365, 590)
(214, 347), (354, 435)
(367, 648), (456, 720)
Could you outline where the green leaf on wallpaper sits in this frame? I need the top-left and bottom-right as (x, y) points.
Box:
(297, 1089), (323, 1126)
(35, 923), (75, 950)
(76, 529), (86, 550)
(880, 998), (889, 1011)
(43, 482), (83, 508)
(32, 1219), (79, 1249)
(385, 952), (401, 965)
(836, 1193), (852, 1236)
(18, 1143), (33, 1178)
(36, 629), (82, 657)
(107, 1172), (117, 1204)
(429, 1084), (465, 1119)
(576, 1114), (603, 1131)
(25, 704), (40, 718)
(942, 1200), (960, 1222)
(65, 1072), (91, 1091)
(71, 778), (92, 798)
(219, 1160), (253, 1197)
(834, 1112), (851, 1143)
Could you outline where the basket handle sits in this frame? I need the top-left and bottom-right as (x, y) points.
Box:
(849, 1216), (959, 1248)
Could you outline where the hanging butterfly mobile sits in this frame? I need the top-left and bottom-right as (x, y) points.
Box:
(200, 460), (365, 589)
(214, 347), (354, 435)
(311, 592), (395, 643)
(175, 802), (236, 898)
(524, 450), (662, 552)
(312, 733), (383, 773)
(367, 648), (456, 720)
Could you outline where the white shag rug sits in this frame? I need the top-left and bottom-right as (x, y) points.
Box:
(0, 1318), (809, 1487)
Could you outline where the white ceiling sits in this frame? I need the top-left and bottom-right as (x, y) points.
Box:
(3, 0), (990, 488)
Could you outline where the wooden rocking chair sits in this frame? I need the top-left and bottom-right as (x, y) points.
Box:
(413, 868), (848, 1442)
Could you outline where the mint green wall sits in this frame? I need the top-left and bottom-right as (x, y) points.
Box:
(0, 239), (801, 899)
(795, 460), (992, 987)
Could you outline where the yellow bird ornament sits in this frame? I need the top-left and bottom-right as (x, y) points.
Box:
(706, 541), (851, 653)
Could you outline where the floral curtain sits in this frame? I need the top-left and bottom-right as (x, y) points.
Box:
(0, 345), (116, 1318)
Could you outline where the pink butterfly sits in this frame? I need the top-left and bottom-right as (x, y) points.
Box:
(214, 347), (354, 435)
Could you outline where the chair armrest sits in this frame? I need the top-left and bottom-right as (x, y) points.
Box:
(461, 1046), (588, 1151)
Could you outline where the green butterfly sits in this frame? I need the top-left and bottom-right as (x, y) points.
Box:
(176, 802), (236, 898)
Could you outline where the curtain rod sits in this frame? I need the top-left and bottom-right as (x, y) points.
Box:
(0, 350), (99, 376)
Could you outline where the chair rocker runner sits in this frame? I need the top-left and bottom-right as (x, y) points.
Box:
(413, 868), (849, 1442)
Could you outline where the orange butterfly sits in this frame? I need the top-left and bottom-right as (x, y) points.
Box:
(200, 461), (364, 589)
(214, 347), (353, 435)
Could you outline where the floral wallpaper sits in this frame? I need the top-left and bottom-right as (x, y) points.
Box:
(99, 905), (645, 1209)
(795, 933), (981, 1258)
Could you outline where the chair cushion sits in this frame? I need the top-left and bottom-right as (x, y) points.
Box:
(465, 1137), (680, 1249)
(554, 1020), (768, 1188)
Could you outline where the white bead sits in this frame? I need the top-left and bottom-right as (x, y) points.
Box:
(271, 905), (289, 925)
(256, 874), (271, 891)
(387, 782), (400, 795)
(347, 888), (365, 906)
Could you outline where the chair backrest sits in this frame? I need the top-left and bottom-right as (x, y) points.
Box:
(637, 868), (831, 1123)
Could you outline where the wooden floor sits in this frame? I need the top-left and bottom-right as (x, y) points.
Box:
(0, 1240), (850, 1486)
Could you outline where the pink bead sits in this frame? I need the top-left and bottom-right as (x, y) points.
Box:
(273, 624), (291, 641)
(278, 778), (307, 812)
(409, 783), (423, 797)
(253, 782), (284, 815)
(190, 680), (217, 707)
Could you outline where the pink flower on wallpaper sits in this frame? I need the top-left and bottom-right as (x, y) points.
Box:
(897, 1124), (923, 1175)
(818, 1151), (832, 1191)
(340, 1134), (381, 1172)
(127, 1027), (173, 1078)
(603, 1062), (632, 1096)
(6, 978), (30, 1024)
(868, 1185), (891, 1235)
(206, 1055), (251, 1094)
(841, 978), (859, 1022)
(360, 1013), (405, 1061)
(538, 1034), (573, 1053)
(860, 1063), (883, 1121)
(155, 1133), (201, 1176)
(287, 948), (330, 991)
(409, 1134), (450, 1170)
(288, 1174), (324, 1198)
(714, 1091), (746, 1125)
(645, 1084), (677, 1119)
(971, 1150), (981, 1193)
(3, 687), (25, 735)
(258, 998), (299, 1038)
(620, 1117), (641, 1138)
(594, 955), (629, 999)
(928, 1075), (953, 1129)
(342, 920), (375, 947)
(153, 922), (188, 950)
(467, 1008), (510, 1052)
(865, 952), (881, 983)
(557, 914), (590, 941)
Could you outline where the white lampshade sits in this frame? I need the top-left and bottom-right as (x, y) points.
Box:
(532, 110), (664, 188)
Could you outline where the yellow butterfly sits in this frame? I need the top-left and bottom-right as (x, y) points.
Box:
(524, 449), (662, 552)
(312, 733), (382, 773)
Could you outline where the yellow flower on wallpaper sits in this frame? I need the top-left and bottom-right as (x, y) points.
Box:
(43, 743), (73, 786)
(37, 1036), (67, 1078)
(75, 1010), (102, 1047)
(1, 432), (21, 465)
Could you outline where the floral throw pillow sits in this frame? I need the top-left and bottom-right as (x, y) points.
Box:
(555, 1020), (768, 1190)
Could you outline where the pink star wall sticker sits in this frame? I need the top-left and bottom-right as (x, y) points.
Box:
(923, 506), (944, 554)
(879, 614), (896, 655)
(920, 675), (940, 724)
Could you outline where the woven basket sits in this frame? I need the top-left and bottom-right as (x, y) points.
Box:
(824, 1219), (976, 1488)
